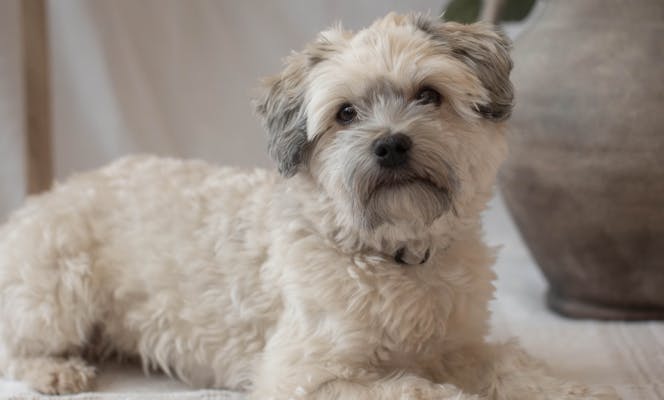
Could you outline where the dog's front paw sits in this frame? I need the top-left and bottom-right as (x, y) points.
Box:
(561, 384), (621, 400)
(24, 357), (96, 395)
(402, 383), (484, 400)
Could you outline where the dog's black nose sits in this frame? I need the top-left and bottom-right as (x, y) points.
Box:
(372, 133), (412, 168)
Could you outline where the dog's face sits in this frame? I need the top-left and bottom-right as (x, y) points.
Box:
(256, 13), (512, 236)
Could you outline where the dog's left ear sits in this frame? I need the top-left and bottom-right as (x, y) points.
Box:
(414, 17), (514, 121)
(255, 31), (345, 177)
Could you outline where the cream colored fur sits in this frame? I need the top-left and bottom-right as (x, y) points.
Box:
(0, 13), (617, 400)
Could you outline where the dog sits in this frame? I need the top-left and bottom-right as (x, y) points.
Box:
(0, 12), (617, 400)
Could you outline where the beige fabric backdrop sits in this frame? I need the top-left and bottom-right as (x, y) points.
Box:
(0, 0), (26, 222)
(0, 0), (445, 221)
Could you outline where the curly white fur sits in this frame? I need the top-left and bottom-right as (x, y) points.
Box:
(0, 13), (617, 400)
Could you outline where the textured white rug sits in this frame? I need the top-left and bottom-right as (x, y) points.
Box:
(1, 195), (662, 400)
(0, 392), (243, 400)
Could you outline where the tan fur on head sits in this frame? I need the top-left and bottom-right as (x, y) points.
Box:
(255, 13), (513, 178)
(0, 12), (618, 400)
(256, 13), (513, 256)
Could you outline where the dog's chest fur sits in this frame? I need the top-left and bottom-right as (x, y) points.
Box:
(268, 182), (496, 371)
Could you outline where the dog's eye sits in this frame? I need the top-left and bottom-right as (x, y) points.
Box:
(336, 104), (357, 124)
(415, 87), (442, 106)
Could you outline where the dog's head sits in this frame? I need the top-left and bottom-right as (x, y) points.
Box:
(256, 13), (512, 236)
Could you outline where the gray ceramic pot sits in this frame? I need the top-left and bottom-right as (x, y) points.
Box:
(500, 0), (664, 319)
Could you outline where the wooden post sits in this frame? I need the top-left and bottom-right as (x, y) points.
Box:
(21, 0), (53, 194)
(480, 0), (507, 24)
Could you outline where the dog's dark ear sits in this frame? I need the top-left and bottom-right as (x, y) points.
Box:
(254, 53), (310, 177)
(255, 32), (344, 177)
(414, 17), (514, 121)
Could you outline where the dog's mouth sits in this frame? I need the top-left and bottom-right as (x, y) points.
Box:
(376, 176), (436, 190)
(369, 172), (448, 200)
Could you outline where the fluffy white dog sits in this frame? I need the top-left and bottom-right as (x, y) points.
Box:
(0, 13), (616, 400)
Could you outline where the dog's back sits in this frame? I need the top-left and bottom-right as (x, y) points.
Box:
(0, 155), (283, 392)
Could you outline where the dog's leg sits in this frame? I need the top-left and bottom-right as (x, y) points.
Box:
(439, 340), (620, 400)
(306, 375), (484, 400)
(250, 324), (484, 400)
(251, 371), (484, 400)
(0, 195), (102, 394)
(2, 356), (96, 394)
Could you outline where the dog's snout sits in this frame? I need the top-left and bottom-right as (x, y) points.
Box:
(372, 133), (412, 168)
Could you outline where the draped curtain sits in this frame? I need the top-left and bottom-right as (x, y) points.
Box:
(0, 0), (444, 220)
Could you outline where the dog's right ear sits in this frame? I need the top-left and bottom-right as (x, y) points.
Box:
(255, 30), (345, 177)
(254, 53), (309, 177)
